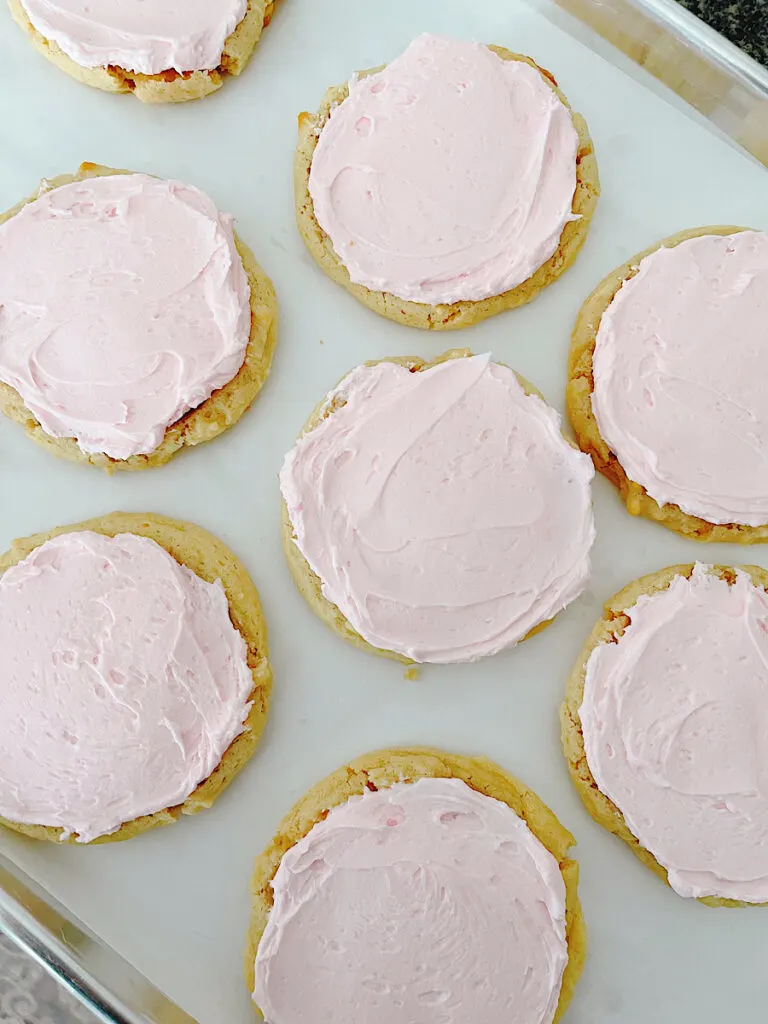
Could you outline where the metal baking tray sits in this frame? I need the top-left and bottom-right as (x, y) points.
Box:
(0, 1), (766, 1021)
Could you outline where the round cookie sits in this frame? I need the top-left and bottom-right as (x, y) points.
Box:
(0, 163), (278, 472)
(561, 562), (768, 908)
(280, 349), (595, 664)
(8, 0), (276, 103)
(295, 37), (599, 331)
(0, 511), (271, 845)
(567, 225), (768, 542)
(246, 747), (585, 1022)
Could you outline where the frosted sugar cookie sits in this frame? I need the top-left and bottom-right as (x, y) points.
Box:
(563, 562), (768, 907)
(0, 164), (277, 471)
(9, 0), (276, 102)
(280, 350), (595, 663)
(247, 747), (585, 1023)
(296, 33), (599, 330)
(0, 512), (271, 844)
(568, 227), (768, 541)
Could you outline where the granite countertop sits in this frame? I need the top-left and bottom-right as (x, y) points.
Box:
(678, 0), (768, 66)
(0, 934), (98, 1024)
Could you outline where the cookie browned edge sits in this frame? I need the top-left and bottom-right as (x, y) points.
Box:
(0, 511), (272, 845)
(561, 561), (768, 908)
(281, 348), (564, 663)
(295, 46), (600, 331)
(8, 0), (277, 103)
(566, 225), (768, 543)
(245, 746), (586, 1020)
(0, 162), (278, 472)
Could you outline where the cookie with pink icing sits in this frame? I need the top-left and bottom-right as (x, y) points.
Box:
(563, 561), (768, 907)
(280, 351), (595, 664)
(568, 225), (768, 541)
(246, 748), (586, 1024)
(295, 34), (599, 330)
(0, 164), (277, 471)
(9, 0), (276, 102)
(0, 512), (271, 845)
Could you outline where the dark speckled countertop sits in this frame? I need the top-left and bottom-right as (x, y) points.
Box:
(678, 0), (768, 66)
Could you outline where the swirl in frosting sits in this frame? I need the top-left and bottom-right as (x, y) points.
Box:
(0, 531), (254, 842)
(591, 230), (768, 526)
(280, 354), (595, 663)
(0, 173), (252, 460)
(254, 777), (569, 1024)
(19, 0), (248, 75)
(581, 563), (768, 902)
(308, 34), (579, 304)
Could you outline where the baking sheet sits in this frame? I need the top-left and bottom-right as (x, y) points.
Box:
(0, 1), (767, 1021)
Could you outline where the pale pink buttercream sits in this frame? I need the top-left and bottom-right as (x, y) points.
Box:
(0, 173), (251, 460)
(591, 230), (768, 526)
(280, 355), (595, 663)
(0, 531), (253, 843)
(19, 0), (248, 75)
(581, 564), (768, 902)
(254, 777), (568, 1024)
(308, 34), (579, 305)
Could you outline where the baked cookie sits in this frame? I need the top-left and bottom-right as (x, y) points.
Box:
(567, 226), (768, 542)
(280, 349), (595, 663)
(295, 34), (599, 330)
(0, 163), (277, 472)
(246, 747), (585, 1023)
(0, 512), (271, 845)
(8, 0), (276, 103)
(562, 562), (768, 907)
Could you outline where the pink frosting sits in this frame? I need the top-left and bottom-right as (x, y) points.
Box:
(19, 0), (248, 75)
(591, 230), (768, 526)
(0, 531), (254, 843)
(254, 777), (568, 1024)
(0, 173), (251, 460)
(280, 355), (595, 663)
(308, 34), (579, 304)
(581, 564), (768, 902)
